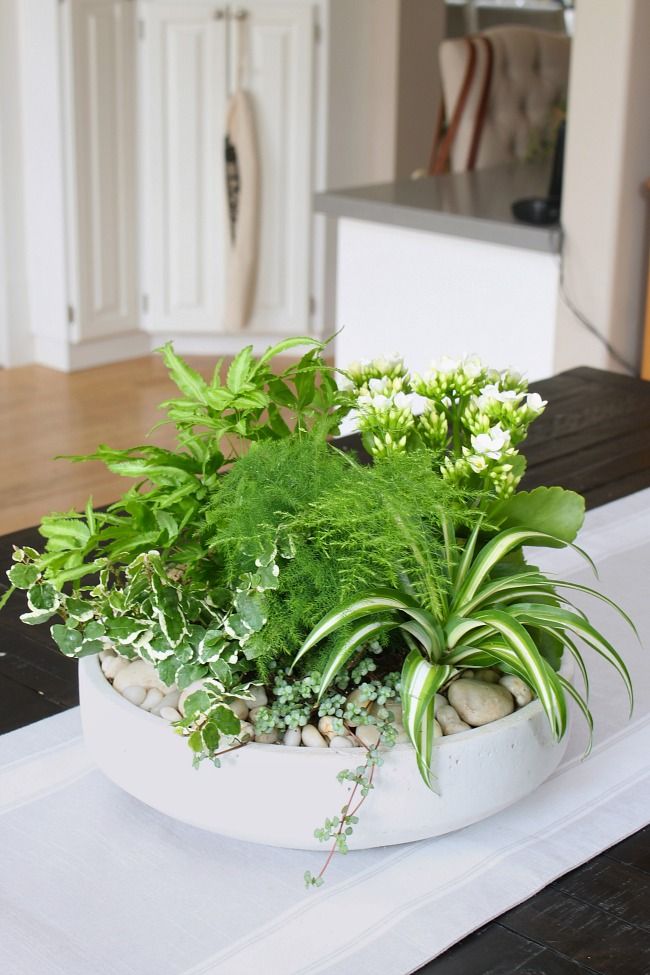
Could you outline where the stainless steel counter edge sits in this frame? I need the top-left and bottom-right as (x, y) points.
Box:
(314, 189), (562, 255)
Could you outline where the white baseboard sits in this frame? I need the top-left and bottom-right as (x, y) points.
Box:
(31, 328), (328, 372)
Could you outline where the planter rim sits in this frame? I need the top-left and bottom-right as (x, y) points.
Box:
(83, 653), (573, 756)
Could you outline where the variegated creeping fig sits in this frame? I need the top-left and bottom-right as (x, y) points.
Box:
(2, 339), (635, 886)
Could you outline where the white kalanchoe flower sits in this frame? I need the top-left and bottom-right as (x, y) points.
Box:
(373, 353), (404, 375)
(393, 391), (430, 416)
(525, 392), (547, 412)
(471, 424), (511, 459)
(467, 454), (489, 473)
(476, 384), (522, 409)
(429, 355), (459, 375)
(368, 376), (390, 394)
(461, 355), (485, 379)
(336, 373), (355, 392)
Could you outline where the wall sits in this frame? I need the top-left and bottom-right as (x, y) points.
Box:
(555, 0), (650, 375)
(0, 0), (33, 366)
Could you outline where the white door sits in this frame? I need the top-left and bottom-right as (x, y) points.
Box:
(139, 2), (228, 334)
(241, 2), (313, 334)
(61, 0), (138, 343)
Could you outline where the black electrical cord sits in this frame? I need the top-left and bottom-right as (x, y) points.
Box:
(557, 250), (637, 376)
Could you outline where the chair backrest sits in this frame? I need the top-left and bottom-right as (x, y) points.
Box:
(434, 26), (570, 173)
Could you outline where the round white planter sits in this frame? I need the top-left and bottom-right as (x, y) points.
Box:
(79, 655), (572, 850)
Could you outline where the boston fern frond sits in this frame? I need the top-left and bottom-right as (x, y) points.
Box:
(292, 526), (635, 788)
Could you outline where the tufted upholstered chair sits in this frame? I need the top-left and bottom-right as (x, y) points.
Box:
(430, 26), (570, 174)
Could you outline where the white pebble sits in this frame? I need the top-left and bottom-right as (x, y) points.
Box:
(329, 735), (354, 748)
(160, 706), (181, 722)
(476, 668), (500, 684)
(246, 685), (268, 709)
(248, 706), (262, 724)
(113, 660), (168, 694)
(101, 655), (130, 680)
(229, 698), (250, 721)
(346, 688), (372, 710)
(255, 729), (279, 744)
(153, 689), (180, 714)
(283, 728), (302, 746)
(317, 715), (342, 739)
(499, 674), (533, 707)
(302, 724), (328, 748)
(435, 693), (447, 707)
(141, 688), (163, 712)
(122, 685), (146, 706)
(448, 679), (514, 726)
(436, 703), (470, 736)
(355, 725), (380, 749)
(98, 648), (115, 662)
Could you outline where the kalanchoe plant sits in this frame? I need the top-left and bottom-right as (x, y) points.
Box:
(1, 340), (637, 888)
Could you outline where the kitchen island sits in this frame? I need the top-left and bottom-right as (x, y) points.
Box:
(315, 162), (562, 379)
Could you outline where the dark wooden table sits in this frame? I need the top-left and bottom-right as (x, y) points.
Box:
(2, 366), (650, 975)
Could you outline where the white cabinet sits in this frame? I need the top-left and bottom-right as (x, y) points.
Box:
(243, 3), (312, 334)
(139, 3), (227, 333)
(139, 0), (312, 337)
(60, 0), (139, 343)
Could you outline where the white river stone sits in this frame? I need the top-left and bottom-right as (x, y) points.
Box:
(433, 719), (443, 737)
(448, 679), (515, 727)
(122, 685), (146, 706)
(255, 729), (279, 744)
(318, 715), (343, 739)
(101, 655), (130, 680)
(329, 735), (354, 748)
(499, 674), (533, 707)
(246, 686), (268, 709)
(283, 728), (302, 747)
(153, 689), (180, 715)
(113, 660), (168, 694)
(436, 703), (471, 736)
(160, 706), (181, 722)
(302, 724), (328, 748)
(354, 725), (380, 749)
(229, 698), (250, 721)
(141, 688), (163, 712)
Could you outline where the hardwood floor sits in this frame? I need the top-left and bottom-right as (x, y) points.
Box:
(0, 354), (219, 535)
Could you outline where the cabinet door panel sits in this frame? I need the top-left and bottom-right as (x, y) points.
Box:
(140, 3), (227, 333)
(62, 0), (138, 342)
(240, 3), (313, 334)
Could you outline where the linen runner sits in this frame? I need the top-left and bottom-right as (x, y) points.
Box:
(2, 488), (650, 975)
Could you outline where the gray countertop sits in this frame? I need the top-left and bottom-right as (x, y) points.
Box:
(314, 162), (562, 254)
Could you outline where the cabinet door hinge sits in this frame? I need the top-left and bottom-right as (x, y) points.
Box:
(309, 295), (316, 316)
(67, 304), (75, 325)
(138, 19), (145, 41)
(313, 20), (322, 44)
(141, 294), (149, 314)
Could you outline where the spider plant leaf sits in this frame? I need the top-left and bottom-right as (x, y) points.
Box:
(453, 522), (482, 592)
(316, 618), (398, 701)
(444, 644), (505, 669)
(473, 608), (567, 738)
(509, 603), (634, 714)
(549, 580), (638, 637)
(401, 650), (456, 789)
(557, 673), (594, 758)
(291, 590), (444, 670)
(445, 615), (492, 648)
(452, 529), (563, 612)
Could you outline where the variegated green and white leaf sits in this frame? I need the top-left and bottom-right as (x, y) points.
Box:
(401, 650), (456, 789)
(317, 619), (398, 701)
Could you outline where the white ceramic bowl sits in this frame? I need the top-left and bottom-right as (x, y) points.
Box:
(79, 655), (571, 850)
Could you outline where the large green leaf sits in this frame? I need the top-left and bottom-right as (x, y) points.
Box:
(490, 487), (585, 543)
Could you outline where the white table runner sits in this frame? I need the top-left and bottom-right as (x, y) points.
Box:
(2, 489), (650, 975)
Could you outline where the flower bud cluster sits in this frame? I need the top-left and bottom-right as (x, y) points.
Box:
(340, 351), (547, 499)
